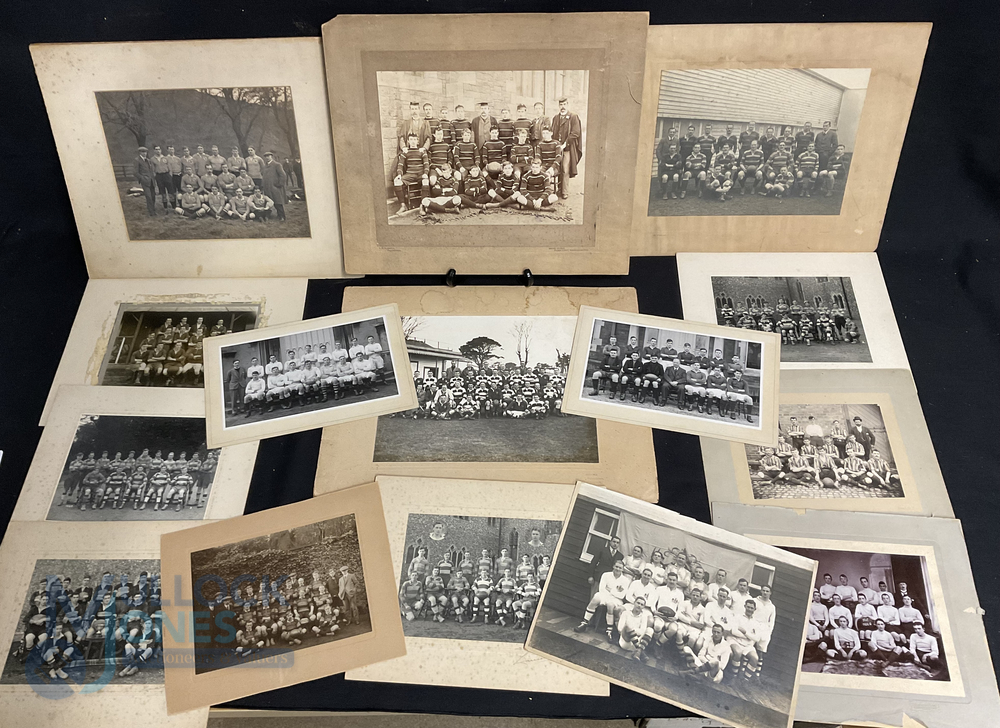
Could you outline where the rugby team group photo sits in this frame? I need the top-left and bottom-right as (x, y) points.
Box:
(584, 318), (763, 424)
(377, 71), (587, 225)
(4, 560), (163, 686)
(711, 276), (871, 364)
(52, 415), (220, 520)
(221, 318), (398, 427)
(397, 515), (560, 643)
(97, 86), (308, 240)
(190, 514), (370, 673)
(648, 68), (869, 216)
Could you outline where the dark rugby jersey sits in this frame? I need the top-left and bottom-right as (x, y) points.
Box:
(451, 118), (472, 140)
(512, 117), (532, 141)
(741, 149), (764, 167)
(621, 359), (642, 376)
(714, 151), (737, 168)
(519, 171), (552, 195)
(462, 175), (489, 197)
(739, 130), (760, 149)
(494, 173), (519, 196)
(660, 153), (682, 174)
(678, 135), (699, 158)
(394, 148), (429, 177)
(497, 119), (515, 145)
(509, 143), (534, 166)
(428, 141), (452, 169)
(795, 131), (815, 154)
(826, 153), (847, 172)
(437, 119), (454, 144)
(760, 135), (780, 158)
(797, 151), (820, 171)
(706, 372), (727, 388)
(432, 174), (460, 196)
(536, 140), (562, 169)
(643, 361), (665, 377)
(726, 377), (748, 393)
(767, 150), (793, 170)
(453, 141), (479, 170)
(686, 153), (708, 172)
(480, 140), (506, 166)
(718, 135), (739, 153)
(697, 135), (717, 155)
(424, 575), (445, 595)
(781, 135), (796, 153)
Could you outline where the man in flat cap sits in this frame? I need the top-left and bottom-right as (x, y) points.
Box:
(134, 146), (157, 217)
(471, 102), (498, 148)
(261, 151), (287, 222)
(551, 97), (583, 199)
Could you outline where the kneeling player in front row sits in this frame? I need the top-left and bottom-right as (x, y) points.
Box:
(517, 158), (558, 211)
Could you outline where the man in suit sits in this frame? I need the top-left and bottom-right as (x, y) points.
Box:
(134, 146), (157, 217)
(530, 101), (551, 145)
(551, 97), (583, 199)
(589, 536), (624, 587)
(225, 359), (248, 415)
(848, 415), (877, 459)
(396, 101), (432, 152)
(261, 151), (287, 222)
(471, 102), (498, 148)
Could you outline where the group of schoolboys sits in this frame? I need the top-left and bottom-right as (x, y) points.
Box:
(718, 296), (862, 347)
(805, 572), (943, 676)
(125, 315), (232, 388)
(134, 143), (282, 221)
(401, 363), (567, 421)
(751, 414), (901, 493)
(391, 100), (574, 217)
(655, 121), (850, 202)
(58, 447), (218, 512)
(15, 570), (162, 681)
(229, 337), (388, 417)
(588, 335), (756, 422)
(202, 565), (363, 662)
(398, 533), (551, 631)
(574, 538), (778, 684)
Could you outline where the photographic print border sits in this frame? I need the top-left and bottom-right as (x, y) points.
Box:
(322, 12), (646, 275)
(677, 252), (909, 371)
(0, 521), (207, 728)
(38, 277), (308, 426)
(13, 386), (256, 524)
(630, 23), (931, 256)
(701, 369), (954, 518)
(345, 475), (609, 695)
(313, 287), (659, 504)
(712, 504), (999, 727)
(30, 38), (350, 279)
(524, 482), (816, 728)
(161, 481), (405, 714)
(562, 306), (781, 447)
(202, 304), (417, 448)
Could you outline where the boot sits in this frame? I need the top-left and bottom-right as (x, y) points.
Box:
(698, 396), (705, 413)
(590, 380), (599, 396)
(638, 388), (646, 404)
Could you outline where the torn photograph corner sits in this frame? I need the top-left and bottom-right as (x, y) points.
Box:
(202, 304), (417, 448)
(524, 482), (816, 728)
(562, 306), (781, 447)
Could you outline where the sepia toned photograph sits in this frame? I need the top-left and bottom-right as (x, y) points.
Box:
(377, 71), (587, 225)
(190, 513), (370, 675)
(745, 403), (904, 502)
(791, 547), (950, 683)
(97, 86), (307, 240)
(397, 513), (561, 643)
(374, 315), (597, 463)
(217, 314), (401, 430)
(525, 483), (815, 728)
(99, 303), (260, 388)
(712, 276), (870, 364)
(648, 68), (869, 217)
(50, 414), (220, 520)
(2, 558), (162, 686)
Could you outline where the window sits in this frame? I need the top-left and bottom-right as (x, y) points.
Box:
(580, 508), (620, 564)
(750, 561), (775, 592)
(487, 517), (498, 527)
(816, 277), (828, 283)
(833, 293), (845, 308)
(405, 544), (415, 567)
(814, 296), (823, 308)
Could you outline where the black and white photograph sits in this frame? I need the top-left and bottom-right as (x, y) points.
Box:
(97, 86), (308, 240)
(49, 414), (220, 521)
(791, 547), (951, 683)
(746, 403), (904, 502)
(377, 71), (587, 225)
(189, 513), (370, 675)
(99, 303), (260, 388)
(397, 513), (562, 643)
(712, 276), (871, 364)
(374, 315), (597, 463)
(2, 558), (163, 686)
(582, 317), (763, 424)
(219, 316), (399, 428)
(648, 68), (869, 217)
(525, 483), (815, 728)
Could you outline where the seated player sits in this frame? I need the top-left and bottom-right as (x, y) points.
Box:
(235, 169), (255, 197)
(447, 570), (471, 623)
(492, 568), (518, 627)
(827, 615), (867, 661)
(729, 599), (762, 679)
(868, 618), (907, 671)
(795, 142), (821, 197)
(452, 128), (479, 181)
(265, 369), (292, 410)
(423, 567), (448, 623)
(703, 365), (729, 416)
(705, 166), (733, 201)
(224, 187), (252, 220)
(248, 188), (274, 222)
(334, 355), (357, 398)
(535, 127), (562, 187)
(352, 353), (379, 395)
(420, 161), (462, 216)
(737, 139), (765, 195)
(764, 166), (793, 198)
(426, 127), (453, 185)
(617, 596), (652, 660)
(509, 127), (534, 180)
(480, 127), (506, 179)
(283, 361), (306, 404)
(175, 184), (208, 218)
(854, 593), (879, 641)
(486, 161), (521, 208)
(589, 349), (621, 397)
(573, 559), (631, 641)
(516, 158), (558, 211)
(712, 142), (738, 181)
(392, 133), (430, 215)
(658, 143), (683, 199)
(908, 622), (941, 671)
(471, 568), (494, 624)
(458, 164), (491, 210)
(819, 143), (848, 196)
(512, 573), (541, 630)
(683, 144), (709, 198)
(243, 371), (266, 416)
(683, 361), (709, 413)
(682, 623), (731, 683)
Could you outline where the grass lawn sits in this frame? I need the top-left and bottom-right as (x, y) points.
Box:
(647, 181), (846, 217)
(402, 613), (530, 644)
(373, 414), (598, 463)
(777, 338), (872, 363)
(118, 181), (310, 240)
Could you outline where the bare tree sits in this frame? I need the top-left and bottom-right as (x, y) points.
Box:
(260, 86), (300, 157)
(401, 316), (426, 340)
(555, 349), (572, 374)
(98, 91), (150, 148)
(511, 321), (534, 370)
(206, 87), (269, 156)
